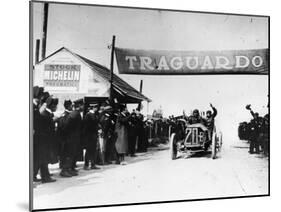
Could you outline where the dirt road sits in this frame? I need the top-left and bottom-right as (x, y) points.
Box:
(33, 141), (268, 210)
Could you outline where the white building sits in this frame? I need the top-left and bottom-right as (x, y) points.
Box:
(33, 47), (150, 111)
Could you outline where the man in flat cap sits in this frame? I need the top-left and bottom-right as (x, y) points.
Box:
(35, 96), (58, 183)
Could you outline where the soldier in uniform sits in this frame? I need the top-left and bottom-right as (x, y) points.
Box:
(36, 96), (58, 183)
(83, 104), (100, 170)
(57, 100), (73, 177)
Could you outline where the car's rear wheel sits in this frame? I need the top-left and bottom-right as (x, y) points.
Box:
(218, 132), (223, 152)
(170, 133), (177, 160)
(211, 132), (217, 159)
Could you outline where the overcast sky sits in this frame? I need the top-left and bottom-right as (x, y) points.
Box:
(32, 2), (268, 143)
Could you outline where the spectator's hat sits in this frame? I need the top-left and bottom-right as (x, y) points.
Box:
(103, 105), (112, 111)
(64, 99), (72, 108)
(92, 103), (99, 108)
(74, 98), (84, 107)
(46, 96), (59, 107)
(40, 92), (50, 104)
(33, 86), (40, 98)
(118, 104), (126, 110)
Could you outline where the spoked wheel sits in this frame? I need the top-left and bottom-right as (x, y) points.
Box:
(218, 132), (223, 152)
(211, 132), (217, 159)
(169, 133), (177, 160)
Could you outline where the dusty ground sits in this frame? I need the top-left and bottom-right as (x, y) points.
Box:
(33, 140), (268, 210)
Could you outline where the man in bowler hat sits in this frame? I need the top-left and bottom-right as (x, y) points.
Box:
(58, 100), (75, 177)
(65, 98), (84, 175)
(83, 104), (100, 170)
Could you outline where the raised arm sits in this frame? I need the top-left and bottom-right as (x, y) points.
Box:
(210, 103), (217, 118)
(246, 104), (255, 118)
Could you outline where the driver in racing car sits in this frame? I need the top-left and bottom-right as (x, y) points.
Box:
(187, 109), (205, 125)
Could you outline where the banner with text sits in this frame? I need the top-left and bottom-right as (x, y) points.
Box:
(115, 48), (269, 75)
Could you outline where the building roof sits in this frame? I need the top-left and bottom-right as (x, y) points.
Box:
(37, 47), (151, 103)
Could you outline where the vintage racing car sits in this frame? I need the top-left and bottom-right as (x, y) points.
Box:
(169, 120), (222, 159)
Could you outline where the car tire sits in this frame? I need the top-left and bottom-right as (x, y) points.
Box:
(211, 132), (217, 159)
(170, 133), (177, 160)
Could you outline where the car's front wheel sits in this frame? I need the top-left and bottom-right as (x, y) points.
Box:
(211, 132), (217, 159)
(169, 133), (177, 160)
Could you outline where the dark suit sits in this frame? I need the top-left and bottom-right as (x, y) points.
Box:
(248, 118), (262, 153)
(128, 114), (137, 155)
(35, 108), (56, 180)
(204, 107), (218, 140)
(33, 103), (41, 179)
(135, 114), (146, 152)
(205, 107), (217, 131)
(83, 111), (99, 166)
(187, 116), (205, 125)
(57, 110), (72, 170)
(100, 111), (116, 163)
(65, 110), (83, 169)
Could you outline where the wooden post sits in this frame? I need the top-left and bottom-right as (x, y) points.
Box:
(41, 3), (49, 60)
(109, 35), (116, 103)
(139, 79), (143, 93)
(137, 80), (143, 111)
(147, 101), (149, 117)
(35, 39), (40, 64)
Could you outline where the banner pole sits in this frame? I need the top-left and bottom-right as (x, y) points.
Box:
(109, 35), (116, 103)
(137, 80), (143, 111)
(41, 3), (49, 60)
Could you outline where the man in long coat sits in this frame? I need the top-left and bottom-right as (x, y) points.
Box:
(135, 109), (146, 152)
(36, 96), (58, 183)
(83, 104), (100, 170)
(57, 100), (73, 177)
(33, 86), (42, 182)
(115, 105), (129, 164)
(246, 104), (263, 154)
(128, 111), (137, 156)
(98, 105), (117, 164)
(65, 99), (84, 175)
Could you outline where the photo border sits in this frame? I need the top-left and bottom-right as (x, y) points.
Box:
(29, 1), (270, 211)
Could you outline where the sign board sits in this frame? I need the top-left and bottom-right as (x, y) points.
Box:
(115, 48), (269, 75)
(43, 64), (81, 91)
